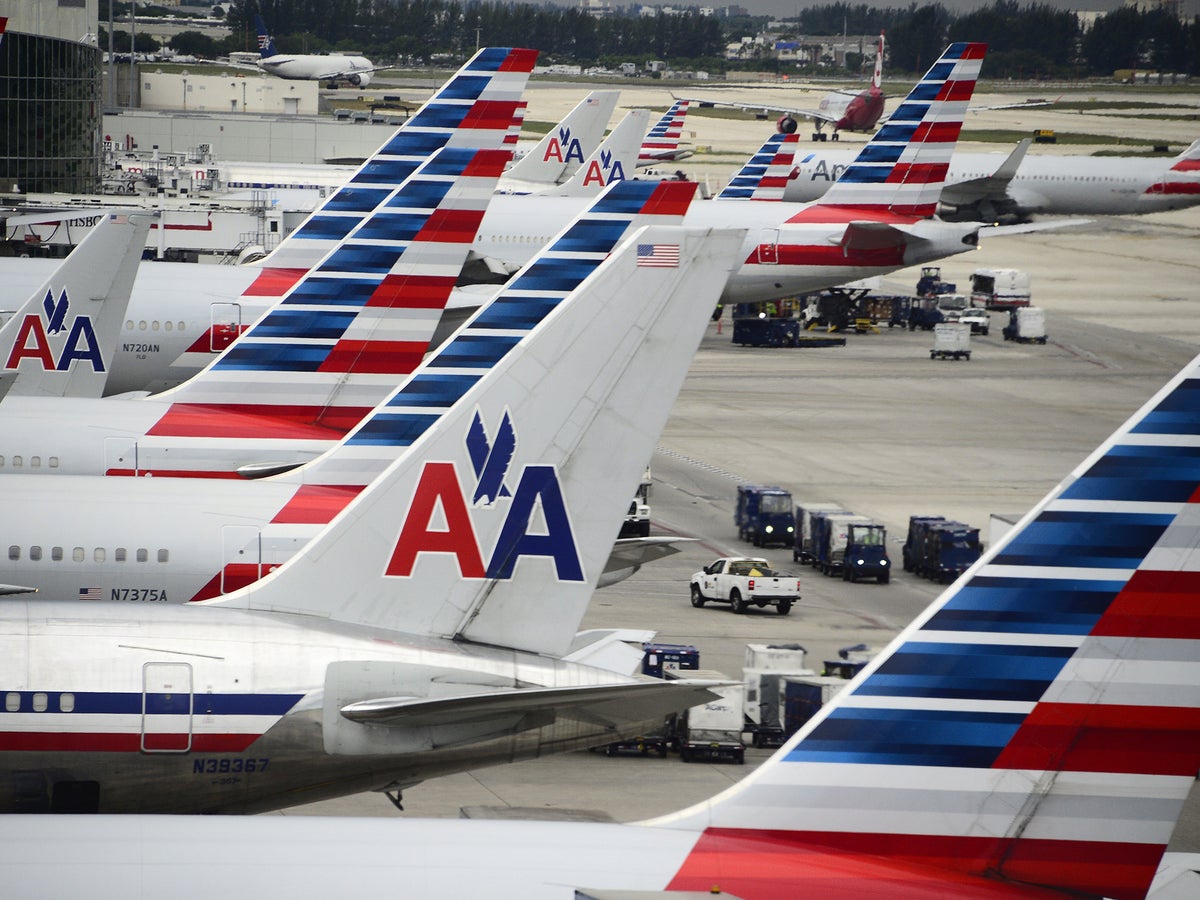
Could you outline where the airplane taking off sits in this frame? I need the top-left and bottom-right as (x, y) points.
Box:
(782, 137), (1200, 221)
(8, 295), (1200, 898)
(1, 213), (151, 399)
(0, 200), (743, 814)
(250, 14), (388, 86)
(0, 180), (708, 604)
(684, 32), (887, 143)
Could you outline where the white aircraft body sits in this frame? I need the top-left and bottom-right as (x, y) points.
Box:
(782, 138), (1200, 221)
(6, 248), (1200, 898)
(0, 198), (743, 813)
(0, 43), (989, 481)
(252, 15), (386, 86)
(0, 178), (709, 606)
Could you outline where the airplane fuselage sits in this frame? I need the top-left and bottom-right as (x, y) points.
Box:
(0, 602), (645, 813)
(783, 148), (1200, 217)
(258, 53), (375, 85)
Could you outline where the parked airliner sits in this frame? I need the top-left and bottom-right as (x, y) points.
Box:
(7, 290), (1200, 898)
(782, 137), (1200, 221)
(251, 15), (388, 86)
(0, 192), (742, 813)
(0, 179), (709, 605)
(0, 42), (988, 485)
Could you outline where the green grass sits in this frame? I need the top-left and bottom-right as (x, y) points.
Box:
(959, 128), (1172, 147)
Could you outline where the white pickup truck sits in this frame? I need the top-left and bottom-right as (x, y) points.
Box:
(689, 557), (800, 615)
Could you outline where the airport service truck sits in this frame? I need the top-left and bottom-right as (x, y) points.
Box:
(970, 268), (1031, 310)
(735, 484), (795, 548)
(678, 672), (746, 764)
(690, 557), (800, 615)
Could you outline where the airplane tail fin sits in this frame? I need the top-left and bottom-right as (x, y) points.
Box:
(256, 47), (534, 277)
(1169, 137), (1200, 171)
(871, 30), (885, 90)
(541, 108), (650, 197)
(0, 213), (152, 399)
(253, 15), (276, 58)
(816, 42), (985, 217)
(715, 132), (800, 200)
(655, 351), (1200, 899)
(214, 204), (745, 662)
(153, 146), (509, 436)
(638, 99), (691, 167)
(503, 91), (619, 186)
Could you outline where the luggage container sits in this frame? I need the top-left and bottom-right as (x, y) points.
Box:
(930, 322), (971, 360)
(793, 503), (847, 563)
(678, 672), (746, 764)
(780, 675), (848, 736)
(1002, 306), (1047, 344)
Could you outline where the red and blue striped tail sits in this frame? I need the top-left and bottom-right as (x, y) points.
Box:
(817, 42), (986, 217)
(716, 132), (800, 200)
(295, 179), (700, 488)
(638, 99), (690, 165)
(151, 146), (510, 436)
(258, 46), (534, 276)
(660, 350), (1200, 899)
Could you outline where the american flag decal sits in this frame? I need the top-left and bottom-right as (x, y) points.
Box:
(79, 587), (103, 600)
(636, 243), (679, 268)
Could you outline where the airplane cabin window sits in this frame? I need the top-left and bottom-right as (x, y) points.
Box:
(32, 693), (47, 713)
(13, 456), (21, 467)
(31, 456), (40, 468)
(165, 321), (173, 331)
(60, 693), (75, 713)
(51, 546), (63, 562)
(4, 693), (18, 712)
(178, 321), (186, 331)
(30, 546), (42, 561)
(137, 548), (149, 562)
(94, 548), (106, 562)
(125, 320), (133, 330)
(115, 548), (127, 562)
(49, 457), (59, 468)
(139, 321), (147, 331)
(7, 546), (18, 561)
(0, 455), (4, 467)
(152, 321), (160, 331)
(73, 547), (84, 562)
(158, 549), (169, 563)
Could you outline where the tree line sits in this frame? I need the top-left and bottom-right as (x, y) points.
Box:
(108, 0), (1200, 78)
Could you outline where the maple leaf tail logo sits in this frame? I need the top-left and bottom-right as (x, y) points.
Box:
(42, 288), (69, 335)
(466, 410), (515, 507)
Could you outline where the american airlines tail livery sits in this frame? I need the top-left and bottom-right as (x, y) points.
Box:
(0, 204), (744, 813)
(638, 97), (693, 166)
(6, 288), (1200, 896)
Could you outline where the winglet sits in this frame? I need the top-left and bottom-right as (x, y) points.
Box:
(871, 31), (885, 91)
(716, 132), (800, 200)
(991, 136), (1032, 182)
(815, 42), (987, 217)
(653, 348), (1200, 899)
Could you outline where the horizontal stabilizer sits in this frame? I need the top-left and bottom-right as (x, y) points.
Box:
(0, 584), (37, 596)
(341, 680), (719, 729)
(840, 220), (921, 252)
(981, 218), (1091, 237)
(604, 536), (693, 574)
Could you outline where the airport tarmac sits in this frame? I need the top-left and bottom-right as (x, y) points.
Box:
(280, 204), (1200, 853)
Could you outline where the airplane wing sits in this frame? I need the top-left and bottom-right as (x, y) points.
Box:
(314, 64), (395, 81)
(598, 536), (695, 588)
(980, 218), (1092, 236)
(340, 680), (721, 730)
(678, 95), (838, 126)
(939, 138), (1032, 208)
(969, 95), (1061, 112)
(0, 583), (37, 596)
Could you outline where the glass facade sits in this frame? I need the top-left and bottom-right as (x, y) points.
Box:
(0, 30), (101, 194)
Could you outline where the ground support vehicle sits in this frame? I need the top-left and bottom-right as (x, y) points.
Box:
(679, 674), (746, 764)
(794, 503), (848, 563)
(779, 675), (848, 736)
(916, 266), (957, 298)
(618, 467), (653, 538)
(811, 512), (872, 577)
(731, 315), (801, 347)
(735, 484), (795, 548)
(903, 516), (945, 572)
(931, 322), (971, 360)
(971, 268), (1031, 310)
(600, 735), (670, 758)
(743, 643), (814, 748)
(913, 520), (982, 583)
(1002, 306), (1047, 344)
(641, 643), (699, 678)
(822, 642), (875, 679)
(839, 521), (891, 584)
(950, 306), (991, 335)
(908, 296), (944, 331)
(690, 557), (800, 615)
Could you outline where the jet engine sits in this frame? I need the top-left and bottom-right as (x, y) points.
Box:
(776, 115), (798, 135)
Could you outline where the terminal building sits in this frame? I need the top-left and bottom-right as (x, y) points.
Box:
(0, 1), (103, 194)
